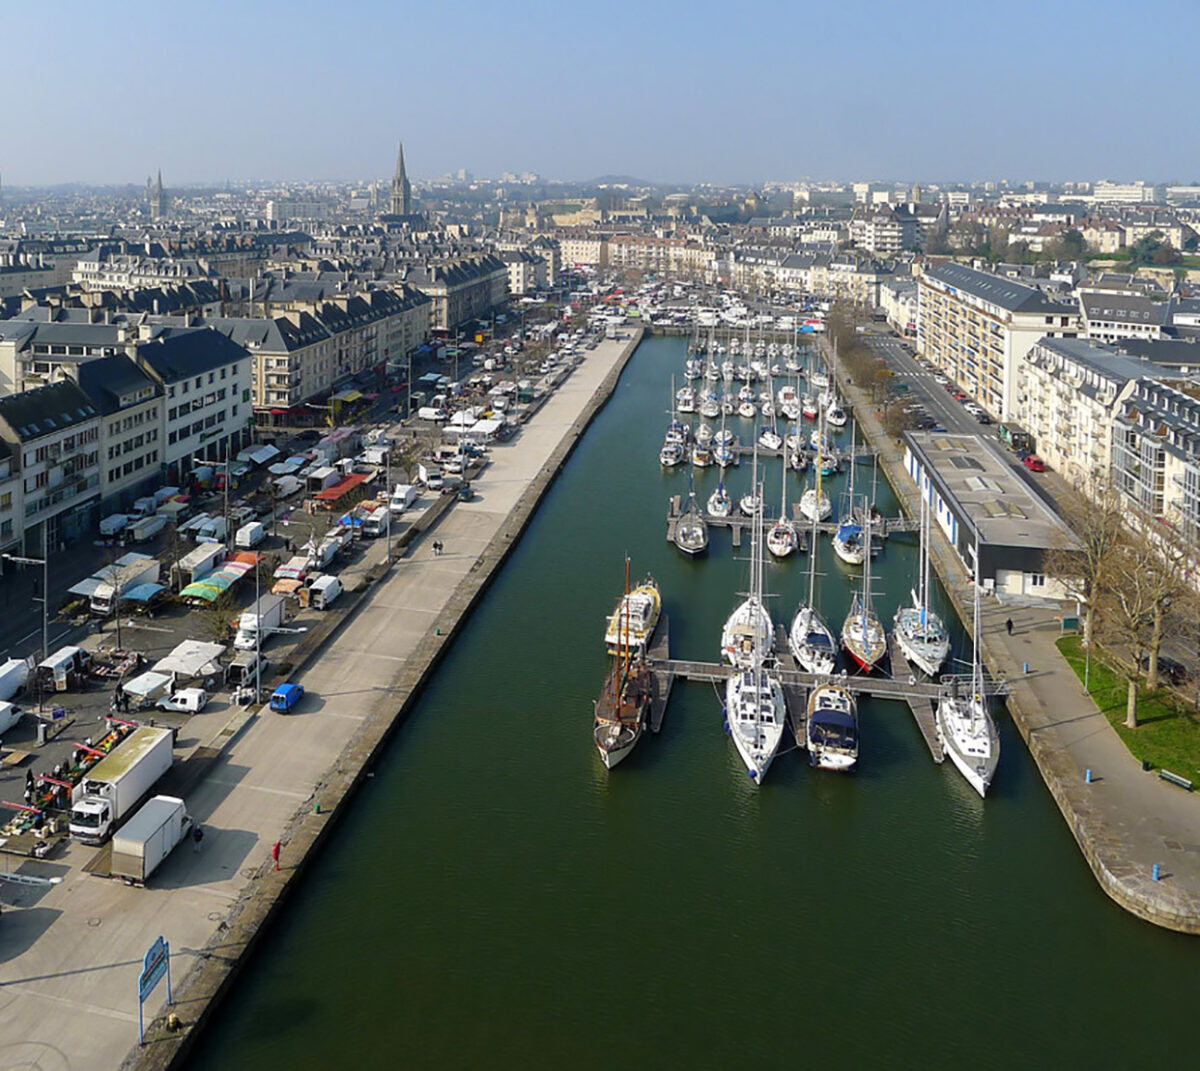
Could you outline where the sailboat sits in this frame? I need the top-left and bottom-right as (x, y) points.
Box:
(832, 452), (865, 566)
(739, 439), (762, 516)
(894, 491), (951, 677)
(806, 682), (859, 771)
(594, 559), (653, 769)
(936, 538), (1000, 797)
(766, 446), (797, 558)
(674, 474), (709, 556)
(841, 510), (887, 672)
(720, 489), (775, 669)
(789, 511), (837, 675)
(723, 492), (785, 782)
(799, 407), (832, 523)
(707, 481), (732, 518)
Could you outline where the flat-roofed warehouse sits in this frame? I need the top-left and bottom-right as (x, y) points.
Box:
(902, 431), (1080, 601)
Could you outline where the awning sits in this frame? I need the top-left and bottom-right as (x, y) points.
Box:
(154, 640), (226, 680)
(331, 389), (363, 404)
(121, 671), (173, 700)
(68, 577), (104, 598)
(122, 582), (166, 604)
(237, 444), (281, 466)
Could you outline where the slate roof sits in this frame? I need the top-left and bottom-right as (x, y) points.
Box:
(0, 379), (98, 441)
(74, 354), (162, 416)
(1079, 290), (1168, 326)
(923, 262), (1067, 313)
(135, 328), (250, 382)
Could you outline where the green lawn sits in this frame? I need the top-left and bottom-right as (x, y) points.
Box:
(1058, 636), (1200, 783)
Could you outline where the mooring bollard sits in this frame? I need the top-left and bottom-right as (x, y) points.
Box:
(1023, 661), (1029, 674)
(1085, 768), (1093, 784)
(1153, 863), (1161, 881)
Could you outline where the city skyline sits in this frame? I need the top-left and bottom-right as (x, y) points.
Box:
(4, 0), (1198, 187)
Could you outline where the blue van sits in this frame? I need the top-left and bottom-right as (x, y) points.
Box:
(270, 683), (305, 713)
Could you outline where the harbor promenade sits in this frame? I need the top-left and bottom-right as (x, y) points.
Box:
(830, 344), (1200, 933)
(0, 331), (644, 1071)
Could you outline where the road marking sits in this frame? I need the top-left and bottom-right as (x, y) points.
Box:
(0, 983), (140, 1024)
(204, 778), (309, 801)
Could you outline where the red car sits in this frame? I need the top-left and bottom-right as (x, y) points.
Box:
(1023, 454), (1045, 472)
(952, 391), (968, 401)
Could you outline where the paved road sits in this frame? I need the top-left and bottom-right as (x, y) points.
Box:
(0, 334), (637, 1071)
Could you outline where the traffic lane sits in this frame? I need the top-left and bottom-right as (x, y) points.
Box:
(867, 338), (976, 432)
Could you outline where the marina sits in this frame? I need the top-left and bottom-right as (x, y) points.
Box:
(189, 331), (1200, 1071)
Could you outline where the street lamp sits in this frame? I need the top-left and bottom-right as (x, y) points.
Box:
(4, 551), (49, 711)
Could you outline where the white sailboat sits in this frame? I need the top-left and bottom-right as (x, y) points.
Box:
(707, 481), (732, 519)
(723, 491), (785, 782)
(841, 510), (887, 673)
(720, 488), (775, 669)
(789, 511), (837, 675)
(832, 454), (865, 566)
(936, 538), (1000, 797)
(799, 407), (832, 523)
(674, 476), (709, 557)
(894, 491), (951, 677)
(766, 445), (797, 559)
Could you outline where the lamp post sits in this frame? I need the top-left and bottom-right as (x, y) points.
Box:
(4, 550), (49, 711)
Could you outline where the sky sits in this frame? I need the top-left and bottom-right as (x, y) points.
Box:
(5, 0), (1198, 188)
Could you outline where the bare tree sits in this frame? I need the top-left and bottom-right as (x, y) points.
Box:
(1137, 523), (1192, 691)
(1043, 481), (1126, 649)
(1098, 540), (1157, 728)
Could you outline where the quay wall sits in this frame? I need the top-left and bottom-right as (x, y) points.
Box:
(126, 329), (647, 1068)
(825, 340), (1200, 935)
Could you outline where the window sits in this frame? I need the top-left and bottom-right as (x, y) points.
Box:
(0, 493), (10, 510)
(1030, 573), (1046, 588)
(168, 431), (177, 445)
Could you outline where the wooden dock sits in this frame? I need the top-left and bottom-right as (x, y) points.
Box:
(646, 614), (674, 733)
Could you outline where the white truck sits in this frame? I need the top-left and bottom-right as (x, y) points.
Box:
(234, 593), (287, 650)
(127, 514), (167, 543)
(362, 507), (390, 538)
(389, 484), (418, 515)
(109, 796), (192, 886)
(172, 543), (225, 589)
(90, 553), (161, 616)
(0, 657), (29, 702)
(418, 463), (443, 491)
(194, 516), (229, 544)
(69, 727), (175, 844)
(309, 574), (342, 610)
(235, 521), (266, 549)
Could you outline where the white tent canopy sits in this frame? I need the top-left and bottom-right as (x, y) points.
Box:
(154, 640), (226, 681)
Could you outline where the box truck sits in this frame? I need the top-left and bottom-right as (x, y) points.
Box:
(235, 521), (266, 549)
(90, 553), (160, 616)
(0, 701), (22, 737)
(127, 514), (167, 543)
(109, 795), (193, 886)
(0, 657), (29, 702)
(362, 507), (390, 538)
(234, 593), (287, 650)
(171, 543), (225, 589)
(194, 516), (229, 544)
(69, 727), (174, 844)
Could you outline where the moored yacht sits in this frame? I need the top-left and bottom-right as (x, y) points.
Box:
(603, 576), (662, 656)
(674, 487), (709, 556)
(594, 560), (654, 769)
(894, 492), (950, 677)
(707, 482), (732, 518)
(806, 684), (859, 772)
(725, 665), (785, 782)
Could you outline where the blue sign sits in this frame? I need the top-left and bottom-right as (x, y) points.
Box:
(138, 935), (172, 1044)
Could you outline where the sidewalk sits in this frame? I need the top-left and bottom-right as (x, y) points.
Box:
(0, 333), (645, 1071)
(832, 342), (1200, 933)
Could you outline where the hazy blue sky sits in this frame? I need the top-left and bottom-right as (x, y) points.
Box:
(6, 0), (1197, 187)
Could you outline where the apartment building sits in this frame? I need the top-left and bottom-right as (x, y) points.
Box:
(1077, 289), (1170, 344)
(606, 235), (709, 278)
(500, 250), (544, 295)
(557, 235), (607, 268)
(403, 255), (507, 331)
(1017, 338), (1142, 492)
(1113, 379), (1200, 543)
(0, 443), (21, 554)
(75, 354), (164, 510)
(135, 329), (253, 479)
(0, 380), (101, 555)
(917, 261), (1080, 420)
(879, 278), (919, 336)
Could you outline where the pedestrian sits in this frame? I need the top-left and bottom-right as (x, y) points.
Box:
(1005, 617), (1014, 636)
(272, 840), (281, 872)
(192, 824), (204, 853)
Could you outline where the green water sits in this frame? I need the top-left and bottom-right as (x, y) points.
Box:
(190, 336), (1195, 1069)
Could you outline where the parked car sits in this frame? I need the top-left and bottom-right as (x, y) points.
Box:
(1140, 655), (1189, 686)
(975, 412), (993, 425)
(953, 391), (968, 402)
(1023, 454), (1046, 473)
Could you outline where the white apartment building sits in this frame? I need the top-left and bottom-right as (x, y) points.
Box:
(0, 443), (23, 554)
(917, 261), (1080, 420)
(1017, 338), (1142, 492)
(1078, 290), (1170, 345)
(1092, 181), (1164, 205)
(136, 329), (254, 479)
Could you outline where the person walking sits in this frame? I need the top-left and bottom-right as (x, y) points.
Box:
(1005, 617), (1014, 636)
(192, 824), (204, 853)
(272, 840), (281, 872)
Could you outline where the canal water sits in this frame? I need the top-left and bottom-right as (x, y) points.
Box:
(190, 336), (1195, 1069)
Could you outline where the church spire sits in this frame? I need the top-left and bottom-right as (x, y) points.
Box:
(389, 140), (412, 217)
